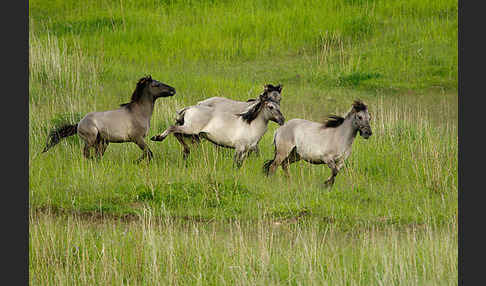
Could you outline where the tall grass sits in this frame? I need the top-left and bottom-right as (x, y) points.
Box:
(29, 0), (457, 90)
(30, 211), (457, 285)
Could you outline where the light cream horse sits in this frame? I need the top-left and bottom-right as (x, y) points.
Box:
(151, 92), (285, 168)
(263, 100), (372, 187)
(195, 84), (282, 155)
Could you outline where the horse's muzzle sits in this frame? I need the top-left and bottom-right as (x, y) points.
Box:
(161, 88), (176, 97)
(360, 128), (372, 139)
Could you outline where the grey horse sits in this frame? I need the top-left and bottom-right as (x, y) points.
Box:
(195, 84), (283, 155)
(42, 75), (176, 162)
(263, 100), (372, 187)
(151, 92), (285, 168)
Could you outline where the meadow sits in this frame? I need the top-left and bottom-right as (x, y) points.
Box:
(29, 0), (458, 284)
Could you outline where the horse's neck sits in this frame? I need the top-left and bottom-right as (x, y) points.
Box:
(336, 116), (359, 147)
(243, 113), (268, 136)
(130, 98), (155, 126)
(133, 98), (155, 118)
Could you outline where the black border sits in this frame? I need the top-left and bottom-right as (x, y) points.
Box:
(5, 0), (29, 284)
(459, 0), (481, 285)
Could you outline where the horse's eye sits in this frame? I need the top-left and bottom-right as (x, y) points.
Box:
(269, 106), (274, 110)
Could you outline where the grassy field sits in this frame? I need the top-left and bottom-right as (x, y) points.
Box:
(29, 0), (458, 284)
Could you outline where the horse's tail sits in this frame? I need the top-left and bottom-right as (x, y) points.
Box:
(262, 159), (274, 176)
(263, 134), (277, 176)
(42, 124), (78, 153)
(175, 106), (190, 125)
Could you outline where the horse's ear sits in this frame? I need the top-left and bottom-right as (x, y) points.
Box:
(352, 99), (367, 112)
(259, 92), (270, 101)
(276, 84), (283, 92)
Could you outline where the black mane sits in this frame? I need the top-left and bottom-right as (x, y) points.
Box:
(352, 99), (368, 112)
(321, 100), (368, 128)
(238, 101), (263, 124)
(238, 83), (282, 123)
(322, 115), (345, 128)
(120, 75), (153, 109)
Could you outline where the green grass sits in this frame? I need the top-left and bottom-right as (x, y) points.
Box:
(29, 0), (458, 284)
(30, 212), (457, 285)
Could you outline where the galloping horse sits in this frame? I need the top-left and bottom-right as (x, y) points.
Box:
(151, 92), (285, 168)
(195, 84), (283, 155)
(264, 100), (372, 187)
(42, 75), (176, 162)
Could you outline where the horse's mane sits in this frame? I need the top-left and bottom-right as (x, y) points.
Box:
(238, 100), (263, 124)
(321, 100), (368, 129)
(246, 84), (282, 103)
(322, 115), (345, 128)
(351, 99), (367, 112)
(238, 83), (282, 124)
(120, 75), (153, 109)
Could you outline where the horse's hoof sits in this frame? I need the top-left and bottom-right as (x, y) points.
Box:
(323, 182), (334, 189)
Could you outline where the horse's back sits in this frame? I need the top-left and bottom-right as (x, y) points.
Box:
(78, 108), (135, 142)
(275, 119), (332, 162)
(274, 119), (308, 148)
(197, 97), (251, 114)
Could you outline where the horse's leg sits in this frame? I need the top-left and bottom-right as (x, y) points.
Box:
(95, 139), (109, 158)
(265, 144), (296, 176)
(77, 124), (98, 160)
(190, 135), (201, 145)
(281, 148), (300, 178)
(133, 137), (153, 163)
(324, 160), (339, 188)
(248, 145), (260, 157)
(81, 136), (96, 159)
(233, 147), (249, 169)
(83, 143), (93, 159)
(174, 133), (191, 160)
(100, 141), (109, 156)
(151, 125), (177, 142)
(94, 137), (104, 159)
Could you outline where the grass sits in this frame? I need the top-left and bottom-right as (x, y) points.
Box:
(29, 0), (458, 284)
(30, 212), (457, 285)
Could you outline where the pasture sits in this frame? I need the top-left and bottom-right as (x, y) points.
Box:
(29, 0), (458, 284)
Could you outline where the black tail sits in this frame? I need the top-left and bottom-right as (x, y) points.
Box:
(263, 159), (274, 176)
(42, 124), (78, 153)
(263, 134), (278, 176)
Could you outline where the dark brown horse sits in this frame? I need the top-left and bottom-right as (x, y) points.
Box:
(42, 75), (176, 162)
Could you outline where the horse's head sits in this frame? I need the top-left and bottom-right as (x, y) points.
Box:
(351, 100), (372, 139)
(135, 75), (176, 101)
(146, 76), (176, 98)
(238, 92), (285, 125)
(261, 99), (285, 126)
(261, 84), (283, 104)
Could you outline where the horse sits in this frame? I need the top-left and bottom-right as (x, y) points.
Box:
(42, 75), (176, 162)
(150, 92), (285, 168)
(196, 83), (283, 112)
(263, 100), (372, 187)
(194, 83), (283, 155)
